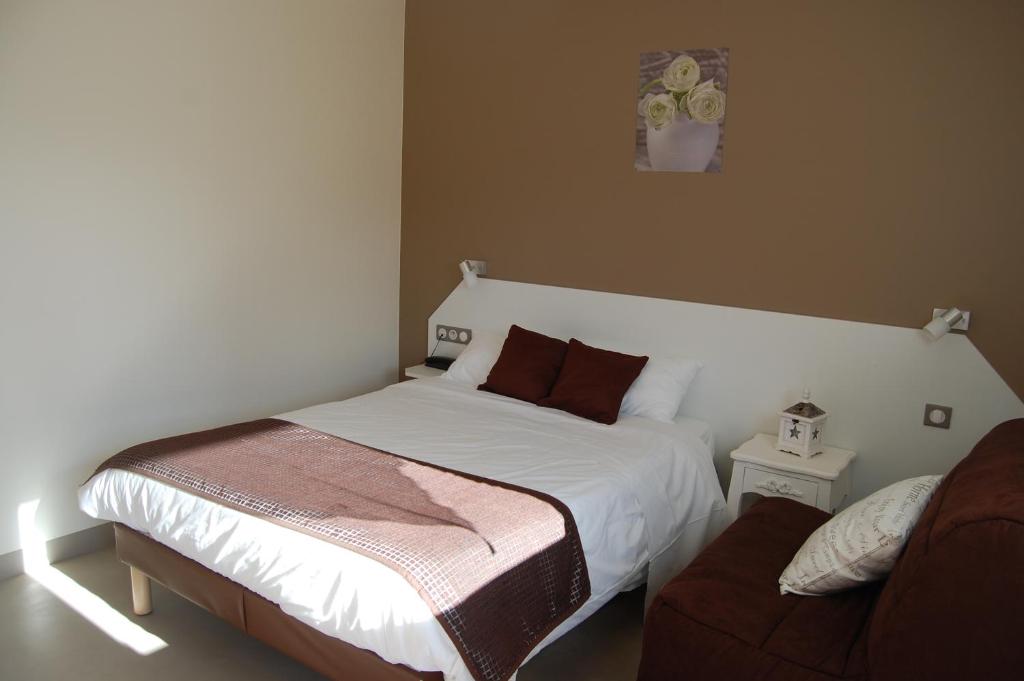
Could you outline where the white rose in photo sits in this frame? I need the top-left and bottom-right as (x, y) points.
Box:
(638, 93), (677, 130)
(662, 55), (700, 93)
(686, 80), (726, 124)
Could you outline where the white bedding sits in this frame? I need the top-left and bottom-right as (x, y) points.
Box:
(79, 378), (725, 681)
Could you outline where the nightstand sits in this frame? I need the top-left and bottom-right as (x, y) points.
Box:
(727, 433), (855, 518)
(404, 364), (445, 380)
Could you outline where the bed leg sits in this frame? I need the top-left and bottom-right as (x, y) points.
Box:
(130, 566), (153, 615)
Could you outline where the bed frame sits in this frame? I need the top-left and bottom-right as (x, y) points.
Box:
(115, 524), (444, 681)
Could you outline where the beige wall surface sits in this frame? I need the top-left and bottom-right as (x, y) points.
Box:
(0, 0), (406, 556)
(399, 0), (1024, 398)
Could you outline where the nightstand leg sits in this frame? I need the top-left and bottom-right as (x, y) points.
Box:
(726, 464), (745, 520)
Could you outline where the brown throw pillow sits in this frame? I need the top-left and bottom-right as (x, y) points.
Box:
(479, 325), (569, 403)
(539, 339), (649, 424)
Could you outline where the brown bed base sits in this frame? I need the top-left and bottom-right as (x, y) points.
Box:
(114, 524), (444, 681)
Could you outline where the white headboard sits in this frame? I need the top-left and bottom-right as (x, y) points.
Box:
(427, 278), (1024, 503)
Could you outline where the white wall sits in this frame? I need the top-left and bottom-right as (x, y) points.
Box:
(0, 0), (406, 556)
(429, 279), (1024, 504)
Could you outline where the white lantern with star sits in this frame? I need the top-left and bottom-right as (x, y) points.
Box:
(777, 390), (828, 458)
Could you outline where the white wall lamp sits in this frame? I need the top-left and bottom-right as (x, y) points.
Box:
(923, 307), (971, 340)
(459, 260), (487, 289)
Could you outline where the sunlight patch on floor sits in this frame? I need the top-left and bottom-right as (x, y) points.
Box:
(17, 500), (168, 655)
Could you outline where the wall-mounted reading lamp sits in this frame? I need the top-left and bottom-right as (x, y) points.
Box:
(923, 307), (970, 340)
(459, 260), (487, 288)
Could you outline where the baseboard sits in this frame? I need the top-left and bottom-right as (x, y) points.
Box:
(0, 522), (114, 582)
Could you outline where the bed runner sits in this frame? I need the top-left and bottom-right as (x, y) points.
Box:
(92, 418), (589, 681)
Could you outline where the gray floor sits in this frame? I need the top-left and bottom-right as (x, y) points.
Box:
(0, 548), (644, 680)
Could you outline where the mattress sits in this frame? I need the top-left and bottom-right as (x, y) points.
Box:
(80, 378), (726, 681)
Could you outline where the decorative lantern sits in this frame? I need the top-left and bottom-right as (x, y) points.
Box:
(777, 390), (828, 458)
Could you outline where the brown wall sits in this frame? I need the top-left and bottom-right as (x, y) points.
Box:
(400, 0), (1024, 398)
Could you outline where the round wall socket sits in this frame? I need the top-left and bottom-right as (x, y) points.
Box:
(923, 403), (953, 429)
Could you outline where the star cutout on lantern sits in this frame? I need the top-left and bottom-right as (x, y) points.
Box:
(812, 428), (820, 440)
(788, 423), (800, 439)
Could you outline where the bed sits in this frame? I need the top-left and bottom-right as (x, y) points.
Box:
(79, 377), (726, 681)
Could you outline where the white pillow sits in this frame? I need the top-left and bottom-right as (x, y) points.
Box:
(779, 475), (943, 596)
(442, 330), (506, 387)
(619, 357), (703, 422)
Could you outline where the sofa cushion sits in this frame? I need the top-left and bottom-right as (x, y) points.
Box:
(646, 497), (878, 679)
(639, 600), (870, 681)
(868, 418), (1024, 681)
(779, 475), (943, 596)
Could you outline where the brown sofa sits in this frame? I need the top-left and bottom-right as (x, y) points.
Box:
(637, 419), (1024, 681)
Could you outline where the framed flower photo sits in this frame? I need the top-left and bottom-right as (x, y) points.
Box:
(635, 48), (729, 173)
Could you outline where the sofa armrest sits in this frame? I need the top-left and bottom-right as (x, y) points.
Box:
(868, 519), (1024, 680)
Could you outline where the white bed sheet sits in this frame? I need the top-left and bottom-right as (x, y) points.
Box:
(79, 378), (725, 681)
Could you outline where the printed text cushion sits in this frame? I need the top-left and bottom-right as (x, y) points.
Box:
(779, 475), (942, 596)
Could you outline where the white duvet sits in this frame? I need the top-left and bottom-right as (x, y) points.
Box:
(79, 378), (725, 681)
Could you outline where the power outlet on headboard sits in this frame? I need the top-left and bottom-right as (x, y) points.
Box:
(436, 325), (472, 345)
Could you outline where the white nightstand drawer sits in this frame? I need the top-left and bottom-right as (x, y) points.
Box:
(742, 465), (819, 504)
(728, 434), (855, 519)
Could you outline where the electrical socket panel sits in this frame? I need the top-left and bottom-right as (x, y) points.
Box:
(923, 404), (953, 429)
(435, 325), (472, 345)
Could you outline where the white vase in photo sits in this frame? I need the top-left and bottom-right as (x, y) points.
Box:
(646, 115), (720, 172)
